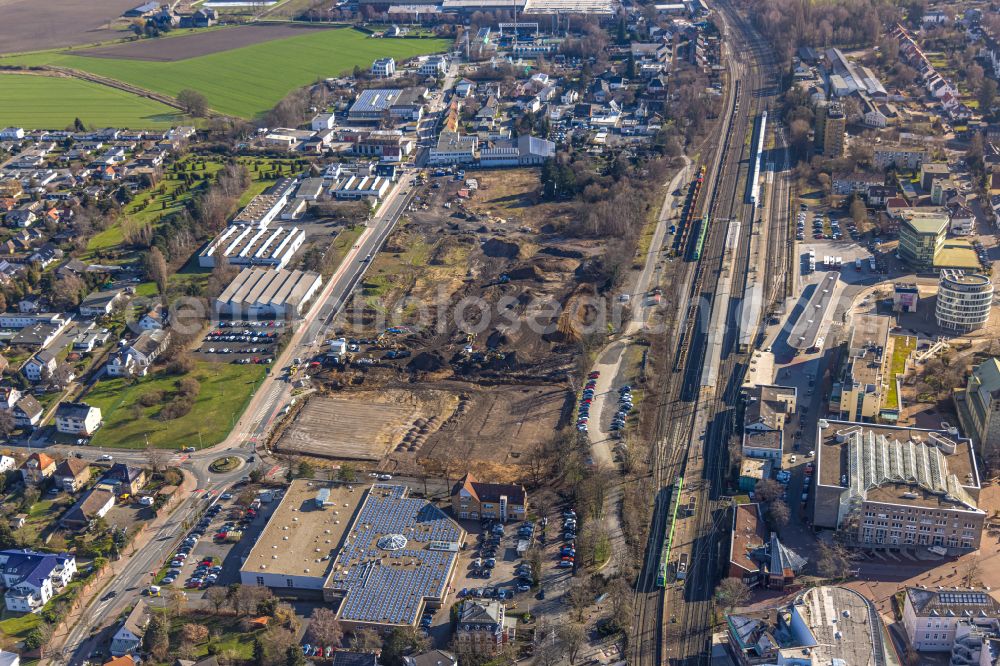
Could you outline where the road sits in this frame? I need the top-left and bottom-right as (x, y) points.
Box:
(46, 172), (419, 665)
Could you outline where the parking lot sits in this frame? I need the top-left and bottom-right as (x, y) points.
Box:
(196, 320), (283, 365)
(152, 484), (282, 596)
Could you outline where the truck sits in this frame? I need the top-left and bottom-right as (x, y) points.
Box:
(225, 530), (243, 543)
(855, 258), (863, 270)
(676, 553), (689, 580)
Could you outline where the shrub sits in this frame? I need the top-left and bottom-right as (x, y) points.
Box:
(138, 390), (166, 407)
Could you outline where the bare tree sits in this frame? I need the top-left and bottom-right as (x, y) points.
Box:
(715, 577), (751, 611)
(559, 623), (586, 663)
(754, 478), (784, 504)
(308, 607), (344, 647)
(766, 500), (791, 531)
(205, 586), (228, 614)
(144, 445), (171, 475)
(566, 578), (591, 622)
(146, 247), (169, 298)
(963, 555), (981, 587)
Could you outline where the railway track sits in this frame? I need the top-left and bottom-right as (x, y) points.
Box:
(629, 2), (785, 665)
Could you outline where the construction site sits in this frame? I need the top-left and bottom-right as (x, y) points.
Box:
(273, 168), (607, 479)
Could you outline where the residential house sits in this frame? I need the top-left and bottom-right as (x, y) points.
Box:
(29, 243), (63, 268)
(0, 387), (21, 411)
(105, 464), (147, 495)
(331, 654), (380, 666)
(20, 453), (56, 487)
(13, 396), (42, 429)
(0, 549), (76, 613)
(372, 57), (396, 78)
(451, 473), (527, 522)
(402, 652), (456, 666)
(137, 308), (167, 331)
(110, 601), (149, 656)
(106, 329), (170, 377)
(104, 657), (135, 666)
(418, 56), (447, 77)
(79, 289), (126, 318)
(54, 402), (102, 436)
(54, 458), (91, 493)
(454, 600), (515, 656)
(21, 349), (58, 383)
(60, 488), (115, 529)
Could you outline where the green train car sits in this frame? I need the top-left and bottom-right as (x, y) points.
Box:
(689, 215), (709, 261)
(656, 475), (684, 587)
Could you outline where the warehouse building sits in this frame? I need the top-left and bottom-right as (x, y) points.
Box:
(240, 481), (464, 631)
(812, 420), (985, 551)
(347, 88), (426, 124)
(332, 175), (393, 201)
(232, 190), (290, 229)
(198, 225), (305, 270)
(215, 267), (322, 319)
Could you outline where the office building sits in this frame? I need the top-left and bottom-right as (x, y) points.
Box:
(902, 587), (1000, 652)
(898, 210), (948, 269)
(812, 420), (985, 551)
(936, 271), (993, 332)
(955, 358), (1000, 471)
(830, 314), (891, 422)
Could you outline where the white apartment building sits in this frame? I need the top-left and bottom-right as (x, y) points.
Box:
(371, 57), (396, 78)
(902, 587), (1000, 652)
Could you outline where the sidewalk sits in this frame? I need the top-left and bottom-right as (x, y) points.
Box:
(48, 468), (198, 654)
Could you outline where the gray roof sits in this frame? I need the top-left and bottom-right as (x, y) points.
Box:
(217, 267), (321, 309)
(55, 402), (96, 420)
(350, 89), (403, 115)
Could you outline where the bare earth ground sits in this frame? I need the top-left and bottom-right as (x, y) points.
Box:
(276, 389), (458, 461)
(413, 383), (570, 476)
(75, 23), (339, 61)
(0, 0), (137, 54)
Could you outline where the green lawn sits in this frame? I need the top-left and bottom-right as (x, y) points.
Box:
(84, 361), (266, 449)
(886, 334), (917, 410)
(0, 73), (182, 129)
(1, 29), (450, 119)
(86, 158), (224, 260)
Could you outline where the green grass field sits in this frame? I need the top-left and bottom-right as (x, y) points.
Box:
(84, 361), (266, 449)
(0, 73), (182, 129)
(2, 29), (450, 119)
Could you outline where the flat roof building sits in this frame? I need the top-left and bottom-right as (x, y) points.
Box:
(898, 209), (948, 269)
(813, 420), (985, 551)
(831, 314), (892, 423)
(198, 225), (305, 270)
(241, 481), (465, 631)
(955, 358), (1000, 472)
(726, 586), (891, 666)
(936, 270), (993, 333)
(215, 267), (322, 320)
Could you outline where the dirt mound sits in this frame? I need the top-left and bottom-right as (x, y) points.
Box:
(507, 265), (542, 281)
(408, 351), (445, 372)
(539, 246), (585, 259)
(482, 238), (520, 259)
